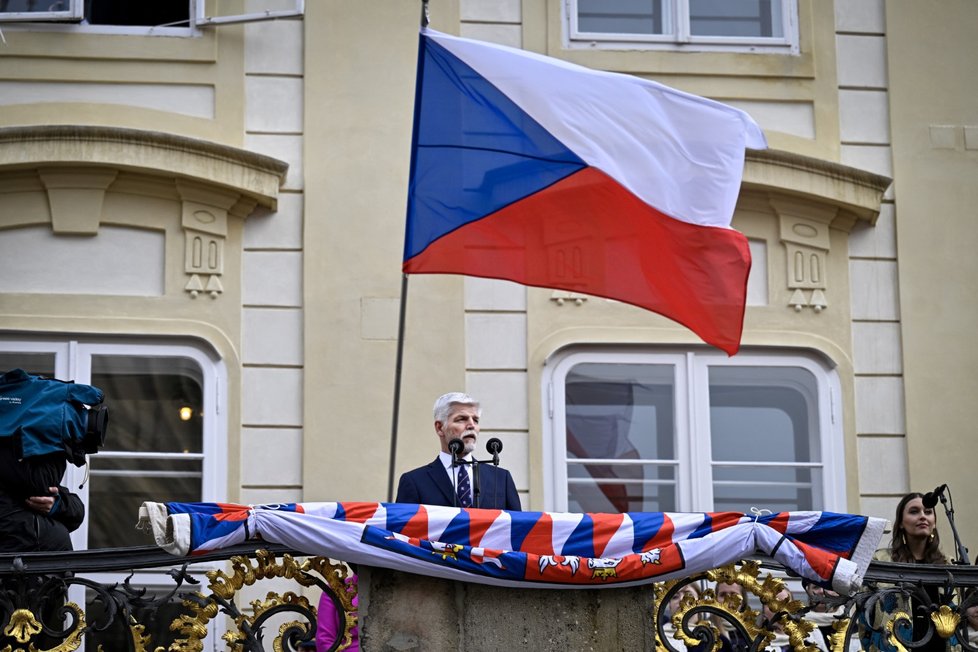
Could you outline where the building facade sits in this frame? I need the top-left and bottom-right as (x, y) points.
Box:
(0, 0), (975, 573)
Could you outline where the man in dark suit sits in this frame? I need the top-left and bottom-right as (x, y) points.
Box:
(395, 392), (521, 510)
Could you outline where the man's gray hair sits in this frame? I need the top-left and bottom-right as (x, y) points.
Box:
(433, 392), (481, 423)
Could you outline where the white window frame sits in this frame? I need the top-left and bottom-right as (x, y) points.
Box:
(0, 0), (303, 33)
(0, 336), (227, 551)
(543, 347), (844, 513)
(565, 0), (799, 54)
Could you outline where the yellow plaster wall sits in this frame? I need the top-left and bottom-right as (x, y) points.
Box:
(886, 0), (978, 560)
(0, 21), (247, 145)
(301, 0), (466, 503)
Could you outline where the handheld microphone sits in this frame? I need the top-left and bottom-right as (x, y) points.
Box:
(448, 438), (465, 460)
(922, 484), (948, 509)
(486, 438), (503, 465)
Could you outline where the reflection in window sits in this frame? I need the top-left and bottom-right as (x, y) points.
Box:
(0, 352), (55, 378)
(577, 0), (667, 36)
(88, 355), (203, 548)
(565, 363), (677, 513)
(689, 0), (782, 38)
(709, 365), (821, 512)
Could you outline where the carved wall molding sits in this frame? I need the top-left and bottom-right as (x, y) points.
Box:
(770, 197), (840, 313)
(0, 125), (289, 302)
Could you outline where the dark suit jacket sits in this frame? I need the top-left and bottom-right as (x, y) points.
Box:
(395, 458), (521, 511)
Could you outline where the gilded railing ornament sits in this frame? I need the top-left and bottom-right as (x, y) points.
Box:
(0, 549), (357, 652)
(168, 550), (357, 652)
(931, 604), (961, 639)
(0, 576), (86, 652)
(3, 609), (42, 644)
(653, 562), (848, 652)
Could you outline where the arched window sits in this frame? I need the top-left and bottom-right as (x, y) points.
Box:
(544, 348), (844, 514)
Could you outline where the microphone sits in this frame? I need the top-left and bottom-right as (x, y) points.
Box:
(922, 484), (948, 509)
(486, 438), (502, 465)
(448, 438), (464, 461)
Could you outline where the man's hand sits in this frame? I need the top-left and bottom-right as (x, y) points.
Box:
(25, 486), (59, 514)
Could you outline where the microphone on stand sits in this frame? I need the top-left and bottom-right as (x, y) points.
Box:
(485, 438), (503, 508)
(922, 484), (948, 509)
(448, 438), (465, 462)
(486, 438), (503, 466)
(922, 484), (970, 564)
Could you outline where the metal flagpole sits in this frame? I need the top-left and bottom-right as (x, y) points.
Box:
(386, 274), (409, 502)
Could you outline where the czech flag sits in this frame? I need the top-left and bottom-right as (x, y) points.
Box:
(403, 30), (767, 355)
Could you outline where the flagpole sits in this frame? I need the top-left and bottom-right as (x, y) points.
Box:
(386, 274), (409, 502)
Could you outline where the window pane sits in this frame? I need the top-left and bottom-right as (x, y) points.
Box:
(87, 468), (200, 548)
(0, 0), (69, 12)
(713, 465), (819, 512)
(577, 0), (665, 35)
(88, 0), (189, 27)
(87, 355), (204, 548)
(0, 352), (55, 377)
(565, 363), (677, 512)
(569, 464), (676, 512)
(91, 355), (203, 455)
(708, 365), (820, 511)
(689, 0), (783, 38)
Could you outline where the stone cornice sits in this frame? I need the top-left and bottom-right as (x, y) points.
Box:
(0, 125), (288, 209)
(744, 148), (892, 224)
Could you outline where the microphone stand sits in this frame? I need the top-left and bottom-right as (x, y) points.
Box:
(938, 490), (970, 565)
(471, 459), (481, 508)
(455, 455), (499, 508)
(450, 453), (460, 508)
(491, 450), (499, 508)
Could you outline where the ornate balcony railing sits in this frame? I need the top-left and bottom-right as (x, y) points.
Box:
(1, 545), (976, 651)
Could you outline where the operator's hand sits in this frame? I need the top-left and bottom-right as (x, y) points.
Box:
(25, 486), (59, 514)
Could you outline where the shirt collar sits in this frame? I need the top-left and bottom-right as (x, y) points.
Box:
(438, 450), (472, 469)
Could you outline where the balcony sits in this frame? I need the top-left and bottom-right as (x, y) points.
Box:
(2, 545), (977, 651)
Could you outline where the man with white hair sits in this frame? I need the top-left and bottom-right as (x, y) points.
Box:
(395, 392), (521, 510)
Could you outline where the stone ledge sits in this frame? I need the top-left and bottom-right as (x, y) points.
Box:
(0, 125), (289, 209)
(745, 148), (892, 225)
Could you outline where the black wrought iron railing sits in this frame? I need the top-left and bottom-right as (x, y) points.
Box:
(2, 546), (977, 651)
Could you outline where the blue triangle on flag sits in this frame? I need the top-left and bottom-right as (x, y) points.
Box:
(404, 34), (587, 262)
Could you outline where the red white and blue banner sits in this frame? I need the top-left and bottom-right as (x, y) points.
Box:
(403, 30), (768, 355)
(140, 502), (884, 596)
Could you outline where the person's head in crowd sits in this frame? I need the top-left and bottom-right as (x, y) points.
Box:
(433, 392), (481, 455)
(716, 581), (749, 611)
(667, 581), (702, 618)
(889, 491), (946, 564)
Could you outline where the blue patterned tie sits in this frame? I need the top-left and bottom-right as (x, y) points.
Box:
(456, 464), (472, 508)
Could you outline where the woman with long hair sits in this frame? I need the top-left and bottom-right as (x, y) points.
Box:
(886, 491), (947, 564)
(864, 492), (955, 651)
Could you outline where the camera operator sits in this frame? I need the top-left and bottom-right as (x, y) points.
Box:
(0, 443), (84, 552)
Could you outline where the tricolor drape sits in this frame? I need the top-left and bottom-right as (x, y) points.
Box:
(140, 502), (884, 596)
